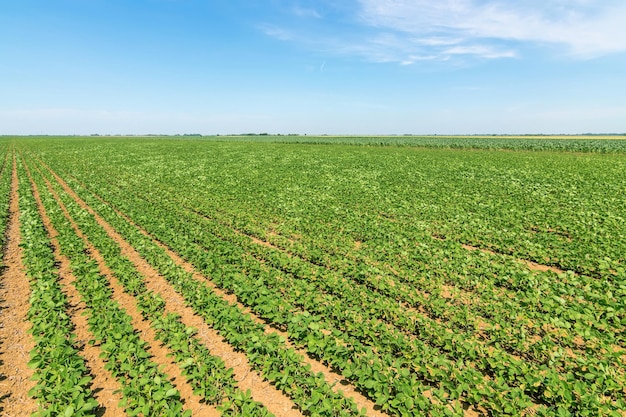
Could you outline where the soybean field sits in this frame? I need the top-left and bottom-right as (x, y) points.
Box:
(0, 136), (624, 417)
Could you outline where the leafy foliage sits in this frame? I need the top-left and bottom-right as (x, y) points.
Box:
(7, 136), (626, 416)
(16, 155), (99, 416)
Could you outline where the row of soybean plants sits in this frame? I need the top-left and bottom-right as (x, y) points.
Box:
(73, 168), (624, 416)
(56, 145), (624, 416)
(26, 153), (366, 417)
(0, 147), (10, 257)
(229, 135), (626, 153)
(26, 156), (274, 416)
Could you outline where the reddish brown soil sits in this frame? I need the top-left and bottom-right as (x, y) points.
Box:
(0, 158), (37, 416)
(460, 243), (564, 274)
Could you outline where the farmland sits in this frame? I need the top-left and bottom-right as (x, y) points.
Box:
(0, 135), (625, 416)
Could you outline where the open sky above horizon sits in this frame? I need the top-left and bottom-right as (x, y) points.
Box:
(2, 0), (626, 135)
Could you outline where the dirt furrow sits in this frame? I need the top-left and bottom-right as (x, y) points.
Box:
(0, 156), (37, 417)
(61, 291), (126, 416)
(432, 235), (565, 274)
(28, 165), (214, 417)
(459, 243), (564, 274)
(44, 163), (389, 417)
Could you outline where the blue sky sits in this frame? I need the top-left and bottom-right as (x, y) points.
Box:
(2, 0), (625, 135)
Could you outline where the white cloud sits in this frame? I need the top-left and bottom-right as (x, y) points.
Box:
(292, 6), (322, 19)
(358, 0), (626, 58)
(259, 24), (295, 41)
(442, 45), (516, 59)
(262, 0), (626, 65)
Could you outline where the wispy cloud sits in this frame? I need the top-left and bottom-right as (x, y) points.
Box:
(442, 45), (516, 59)
(262, 0), (626, 65)
(359, 0), (626, 59)
(291, 6), (322, 19)
(259, 24), (295, 41)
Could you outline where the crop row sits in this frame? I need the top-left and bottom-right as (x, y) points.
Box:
(235, 135), (626, 153)
(0, 148), (11, 257)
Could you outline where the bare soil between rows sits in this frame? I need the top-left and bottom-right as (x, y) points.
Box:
(0, 157), (37, 416)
